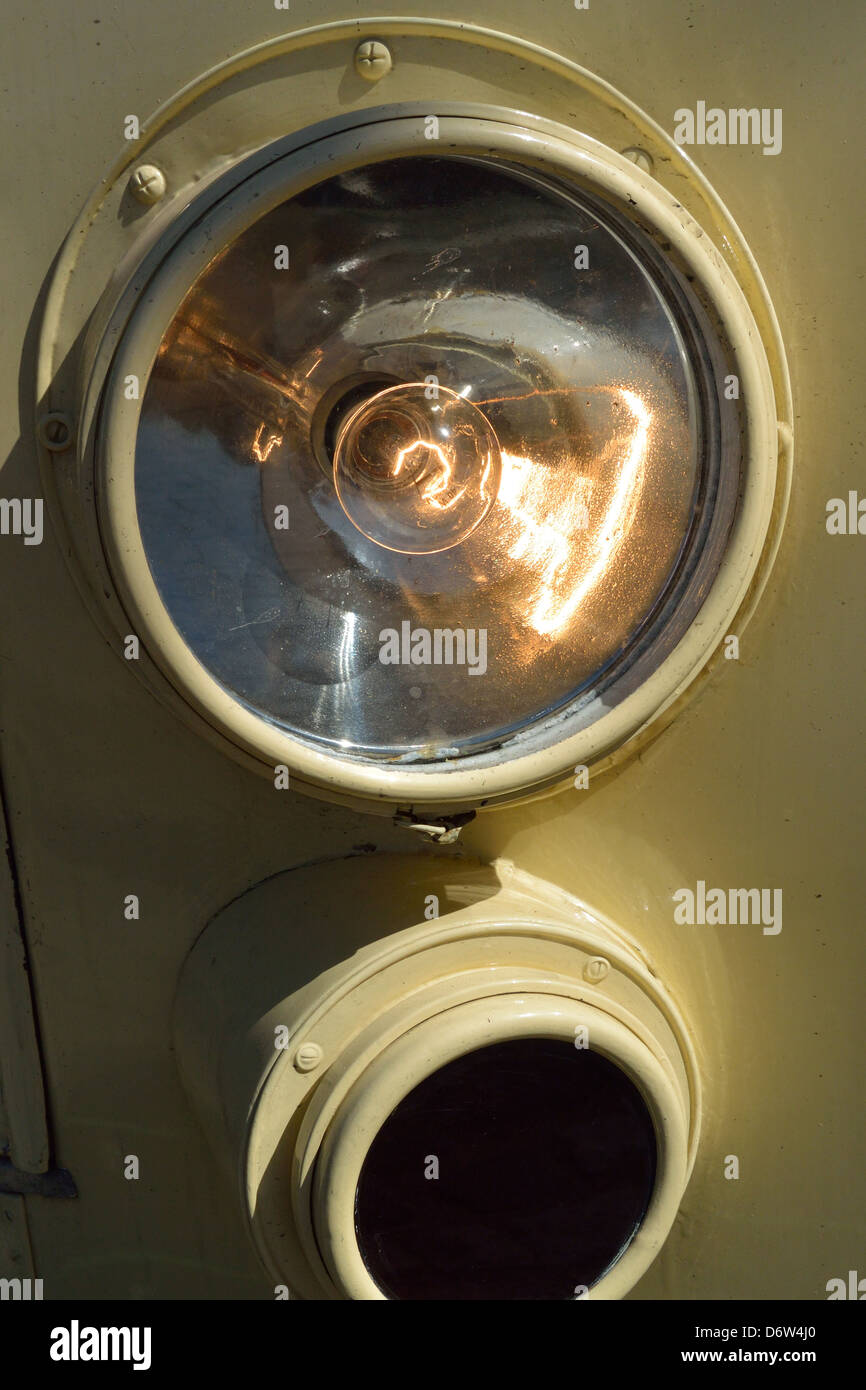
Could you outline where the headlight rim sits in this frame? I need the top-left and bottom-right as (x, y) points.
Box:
(85, 104), (782, 810)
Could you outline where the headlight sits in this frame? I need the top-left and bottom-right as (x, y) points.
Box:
(174, 856), (698, 1302)
(65, 105), (785, 813)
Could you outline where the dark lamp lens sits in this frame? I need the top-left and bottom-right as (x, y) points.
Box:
(353, 1039), (657, 1300)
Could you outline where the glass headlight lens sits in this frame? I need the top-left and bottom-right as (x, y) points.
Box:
(135, 154), (734, 763)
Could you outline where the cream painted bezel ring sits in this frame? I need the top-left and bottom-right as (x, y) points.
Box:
(306, 993), (690, 1300)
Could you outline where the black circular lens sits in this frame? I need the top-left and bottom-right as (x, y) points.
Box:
(353, 1038), (658, 1300)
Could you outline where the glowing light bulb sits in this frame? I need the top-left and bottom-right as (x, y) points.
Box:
(333, 383), (502, 554)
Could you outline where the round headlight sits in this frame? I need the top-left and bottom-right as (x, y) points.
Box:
(88, 108), (783, 810)
(173, 855), (699, 1302)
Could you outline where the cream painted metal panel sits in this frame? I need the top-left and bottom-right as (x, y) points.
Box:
(0, 0), (861, 1299)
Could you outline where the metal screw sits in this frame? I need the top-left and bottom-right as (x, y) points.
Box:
(38, 411), (73, 452)
(129, 164), (167, 206)
(293, 1042), (323, 1073)
(621, 147), (654, 175)
(583, 956), (610, 983)
(354, 39), (393, 81)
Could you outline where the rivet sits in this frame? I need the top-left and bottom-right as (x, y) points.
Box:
(294, 1042), (324, 1073)
(621, 147), (654, 175)
(354, 39), (393, 81)
(583, 956), (610, 983)
(38, 411), (73, 452)
(129, 164), (167, 206)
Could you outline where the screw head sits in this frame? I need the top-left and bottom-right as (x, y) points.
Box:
(129, 164), (167, 206)
(354, 39), (393, 81)
(38, 411), (73, 452)
(293, 1042), (324, 1073)
(621, 147), (654, 175)
(583, 956), (610, 983)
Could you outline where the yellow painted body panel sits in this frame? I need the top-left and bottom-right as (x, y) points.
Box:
(0, 1), (861, 1298)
